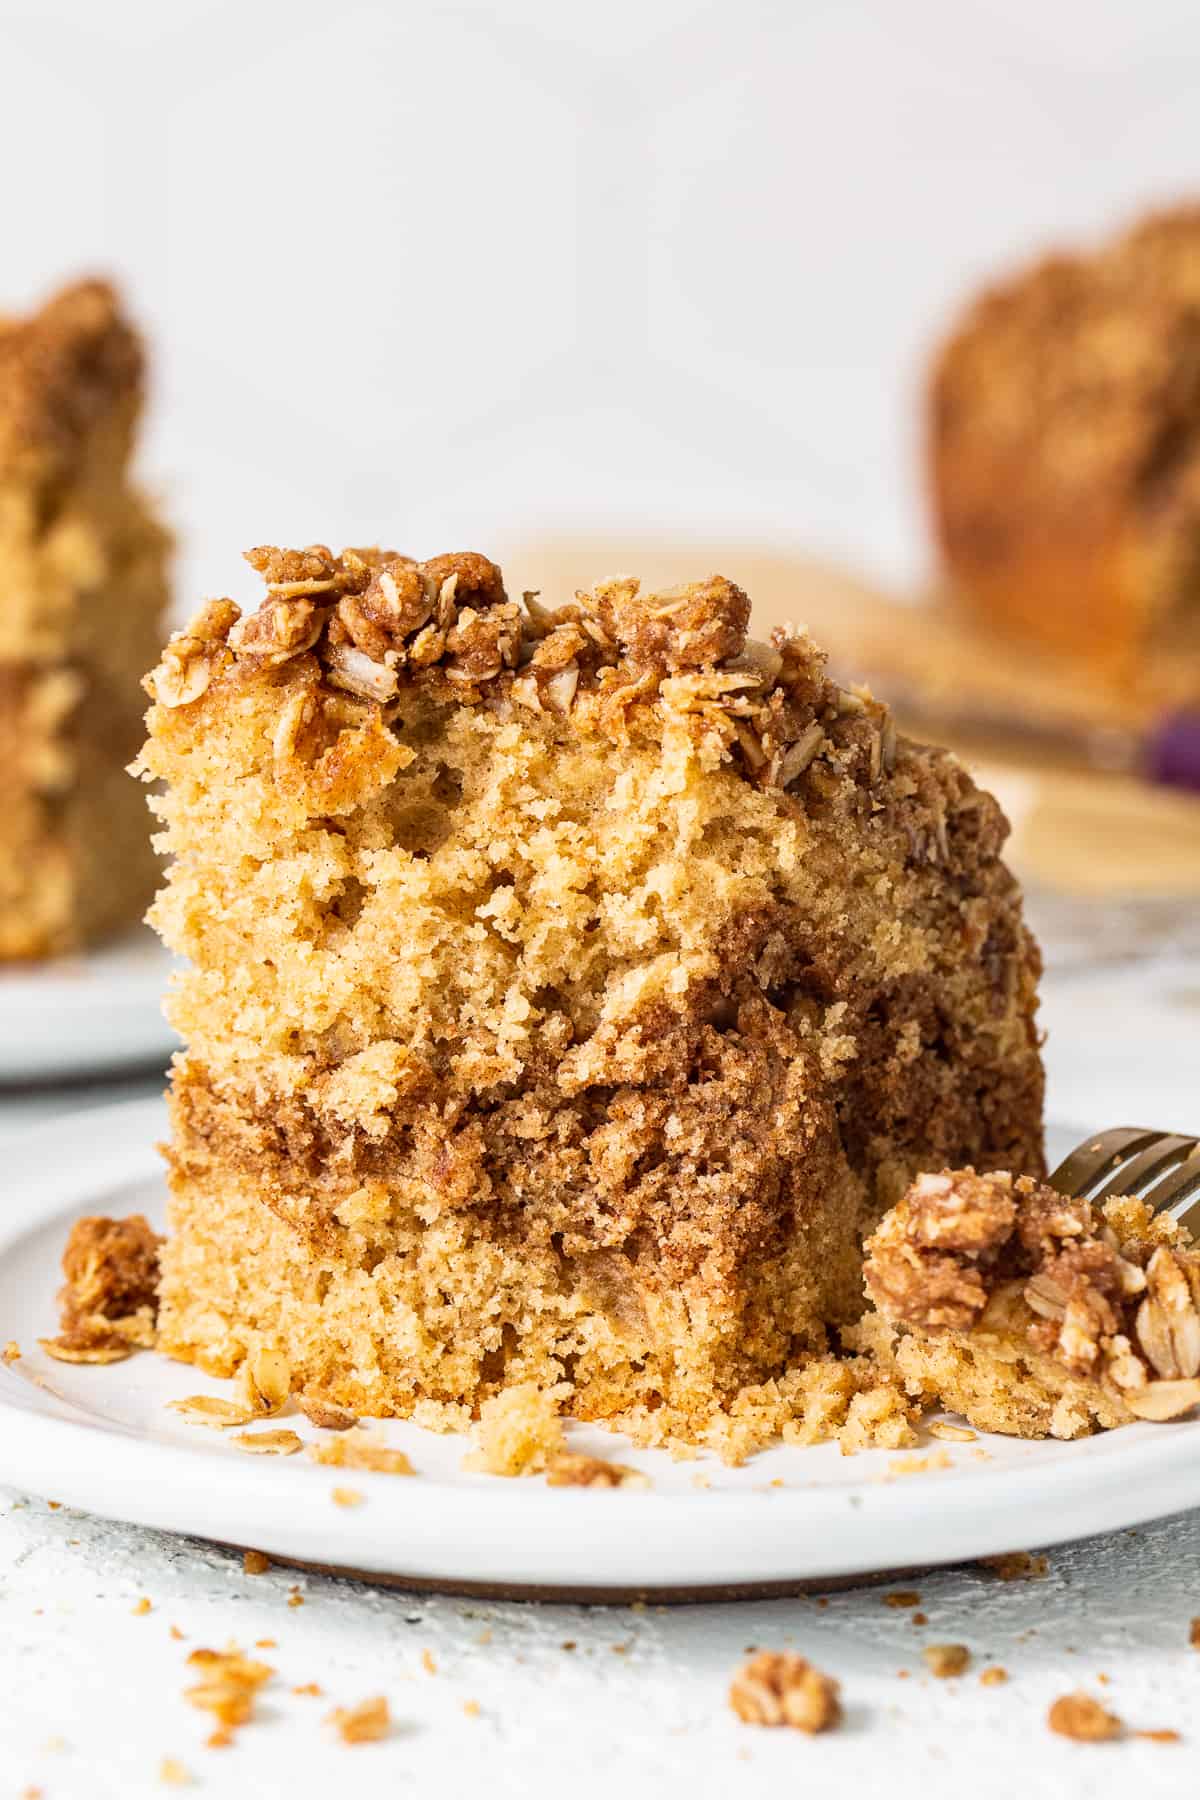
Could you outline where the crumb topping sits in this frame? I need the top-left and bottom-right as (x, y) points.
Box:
(978, 1551), (1048, 1581)
(145, 545), (904, 806)
(326, 1696), (390, 1744)
(41, 1213), (161, 1363)
(865, 1170), (1200, 1422)
(1047, 1692), (1123, 1743)
(728, 1652), (842, 1732)
(922, 1643), (970, 1677)
(183, 1646), (273, 1745)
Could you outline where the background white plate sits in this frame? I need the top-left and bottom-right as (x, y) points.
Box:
(0, 931), (178, 1082)
(3, 1099), (1198, 1597)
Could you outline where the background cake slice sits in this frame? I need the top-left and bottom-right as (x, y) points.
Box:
(137, 547), (1044, 1453)
(928, 203), (1200, 709)
(0, 279), (170, 959)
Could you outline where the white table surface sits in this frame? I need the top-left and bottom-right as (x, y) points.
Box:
(0, 944), (1197, 1798)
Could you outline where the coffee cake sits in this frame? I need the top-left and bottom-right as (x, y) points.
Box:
(0, 278), (170, 958)
(929, 203), (1200, 707)
(136, 547), (1043, 1452)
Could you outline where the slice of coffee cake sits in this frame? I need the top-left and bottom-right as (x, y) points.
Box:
(137, 547), (1043, 1451)
(0, 279), (171, 958)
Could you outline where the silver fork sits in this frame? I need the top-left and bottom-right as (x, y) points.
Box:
(1049, 1128), (1200, 1230)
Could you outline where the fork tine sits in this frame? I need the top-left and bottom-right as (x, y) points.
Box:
(1148, 1143), (1200, 1228)
(1048, 1127), (1163, 1199)
(1093, 1134), (1198, 1201)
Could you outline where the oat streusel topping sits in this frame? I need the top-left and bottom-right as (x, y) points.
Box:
(543, 1451), (650, 1489)
(146, 545), (904, 806)
(728, 1651), (842, 1732)
(866, 1170), (1200, 1423)
(41, 1214), (162, 1363)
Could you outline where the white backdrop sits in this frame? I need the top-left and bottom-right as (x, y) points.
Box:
(4, 0), (1198, 609)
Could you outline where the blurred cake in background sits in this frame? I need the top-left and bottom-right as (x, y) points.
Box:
(928, 202), (1200, 708)
(0, 279), (170, 959)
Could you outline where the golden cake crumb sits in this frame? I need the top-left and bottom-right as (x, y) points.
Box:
(979, 1551), (1048, 1581)
(3, 1341), (19, 1362)
(132, 1596), (152, 1616)
(1047, 1692), (1123, 1742)
(1136, 1729), (1181, 1744)
(158, 1757), (191, 1786)
(922, 1644), (969, 1678)
(980, 1666), (1009, 1686)
(887, 1450), (952, 1476)
(729, 1652), (842, 1733)
(1190, 1617), (1200, 1648)
(326, 1696), (390, 1744)
(331, 1486), (364, 1508)
(308, 1435), (414, 1476)
(883, 1591), (922, 1608)
(926, 1420), (976, 1442)
(421, 1649), (437, 1676)
(184, 1646), (273, 1739)
(293, 1682), (323, 1697)
(288, 1592), (305, 1608)
(465, 1384), (566, 1477)
(243, 1550), (270, 1575)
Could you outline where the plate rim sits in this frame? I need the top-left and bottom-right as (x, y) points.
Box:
(4, 1096), (1200, 1594)
(0, 930), (178, 1082)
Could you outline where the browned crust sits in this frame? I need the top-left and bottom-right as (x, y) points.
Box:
(0, 279), (142, 486)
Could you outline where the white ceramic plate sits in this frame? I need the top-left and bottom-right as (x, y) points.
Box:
(2, 1100), (1198, 1597)
(0, 930), (178, 1082)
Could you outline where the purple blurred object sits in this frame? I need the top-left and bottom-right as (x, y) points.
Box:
(1147, 713), (1200, 792)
